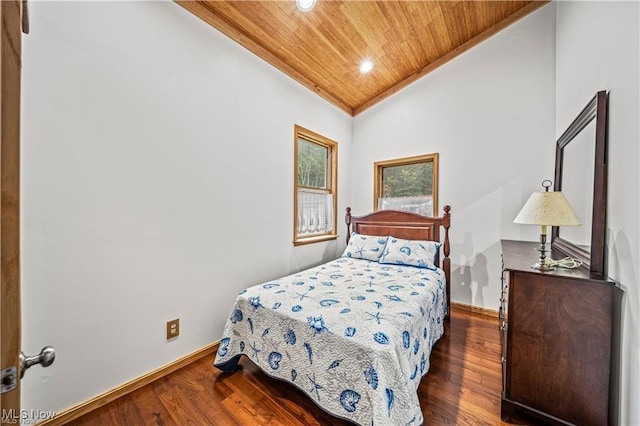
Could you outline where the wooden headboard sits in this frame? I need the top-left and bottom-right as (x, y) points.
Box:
(345, 206), (451, 315)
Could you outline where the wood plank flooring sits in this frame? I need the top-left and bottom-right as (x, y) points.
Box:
(69, 307), (532, 425)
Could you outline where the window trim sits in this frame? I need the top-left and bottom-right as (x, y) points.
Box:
(373, 153), (439, 216)
(293, 125), (338, 246)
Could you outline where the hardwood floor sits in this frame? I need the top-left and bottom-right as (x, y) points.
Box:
(69, 307), (531, 425)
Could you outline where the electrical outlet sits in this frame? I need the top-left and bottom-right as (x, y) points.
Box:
(166, 319), (180, 340)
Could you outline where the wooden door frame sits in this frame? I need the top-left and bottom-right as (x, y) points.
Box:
(0, 0), (23, 418)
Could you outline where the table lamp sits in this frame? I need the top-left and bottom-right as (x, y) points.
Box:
(514, 180), (581, 270)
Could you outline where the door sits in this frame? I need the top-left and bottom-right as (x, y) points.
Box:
(1, 0), (23, 419)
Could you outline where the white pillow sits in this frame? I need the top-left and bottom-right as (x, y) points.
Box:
(342, 233), (388, 261)
(379, 237), (441, 269)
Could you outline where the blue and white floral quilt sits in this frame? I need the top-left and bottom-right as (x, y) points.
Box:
(214, 257), (447, 426)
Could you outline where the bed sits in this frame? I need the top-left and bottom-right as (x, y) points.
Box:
(214, 206), (451, 425)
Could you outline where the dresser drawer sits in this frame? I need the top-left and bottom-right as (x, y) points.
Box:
(499, 268), (508, 327)
(499, 268), (509, 398)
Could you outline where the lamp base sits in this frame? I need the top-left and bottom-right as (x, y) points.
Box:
(530, 231), (555, 271)
(530, 261), (556, 271)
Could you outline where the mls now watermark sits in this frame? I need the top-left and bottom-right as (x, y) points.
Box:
(1, 409), (56, 424)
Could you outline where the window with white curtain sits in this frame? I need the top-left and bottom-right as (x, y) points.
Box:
(374, 153), (439, 217)
(294, 125), (338, 245)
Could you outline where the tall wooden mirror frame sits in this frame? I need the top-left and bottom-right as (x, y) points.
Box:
(551, 90), (608, 276)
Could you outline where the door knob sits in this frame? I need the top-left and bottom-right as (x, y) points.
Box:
(20, 346), (55, 378)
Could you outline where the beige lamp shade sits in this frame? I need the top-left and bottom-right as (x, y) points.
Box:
(514, 191), (582, 226)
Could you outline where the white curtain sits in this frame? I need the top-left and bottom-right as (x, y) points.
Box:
(298, 189), (334, 235)
(378, 195), (433, 216)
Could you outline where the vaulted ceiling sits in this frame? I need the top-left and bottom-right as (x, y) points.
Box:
(178, 1), (547, 116)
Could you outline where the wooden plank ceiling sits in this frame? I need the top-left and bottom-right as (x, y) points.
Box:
(178, 1), (547, 116)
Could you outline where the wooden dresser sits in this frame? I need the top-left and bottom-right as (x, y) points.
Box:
(500, 240), (618, 425)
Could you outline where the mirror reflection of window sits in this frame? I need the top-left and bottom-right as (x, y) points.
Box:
(374, 153), (438, 217)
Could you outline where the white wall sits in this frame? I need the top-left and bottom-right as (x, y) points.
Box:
(555, 2), (640, 424)
(20, 1), (351, 414)
(350, 4), (557, 310)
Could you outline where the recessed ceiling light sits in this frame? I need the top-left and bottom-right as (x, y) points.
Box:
(296, 0), (316, 12)
(359, 60), (374, 74)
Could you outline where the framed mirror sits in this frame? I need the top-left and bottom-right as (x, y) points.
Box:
(551, 91), (608, 276)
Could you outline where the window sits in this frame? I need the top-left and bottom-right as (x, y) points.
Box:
(294, 125), (338, 245)
(374, 153), (439, 217)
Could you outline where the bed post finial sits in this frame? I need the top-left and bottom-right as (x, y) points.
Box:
(442, 205), (451, 320)
(345, 207), (352, 244)
(442, 205), (451, 257)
